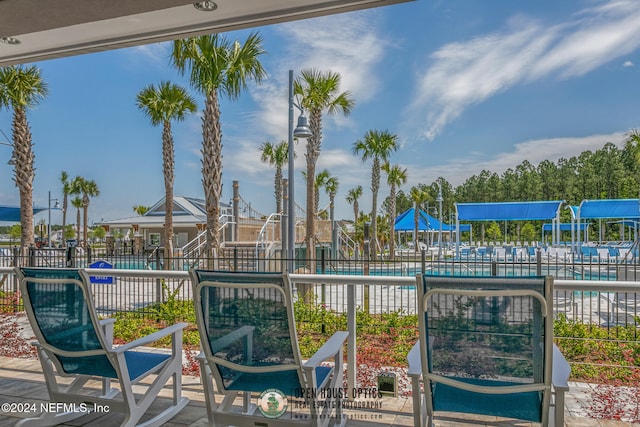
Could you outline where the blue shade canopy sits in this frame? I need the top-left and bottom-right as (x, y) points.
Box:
(456, 201), (563, 221)
(0, 206), (47, 222)
(542, 223), (587, 231)
(394, 208), (464, 232)
(579, 199), (640, 219)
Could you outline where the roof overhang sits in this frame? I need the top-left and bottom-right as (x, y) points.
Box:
(0, 0), (414, 66)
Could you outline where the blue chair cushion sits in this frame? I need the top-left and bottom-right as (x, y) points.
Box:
(433, 377), (542, 422)
(57, 351), (170, 380)
(226, 366), (332, 396)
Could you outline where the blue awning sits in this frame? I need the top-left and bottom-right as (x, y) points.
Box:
(456, 201), (563, 221)
(579, 199), (640, 219)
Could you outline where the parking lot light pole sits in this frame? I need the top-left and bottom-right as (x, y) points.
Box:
(48, 191), (60, 248)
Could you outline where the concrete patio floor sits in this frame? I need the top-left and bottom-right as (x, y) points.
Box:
(0, 356), (637, 427)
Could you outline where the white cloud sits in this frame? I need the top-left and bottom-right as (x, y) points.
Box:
(623, 60), (634, 67)
(408, 1), (640, 140)
(251, 10), (391, 142)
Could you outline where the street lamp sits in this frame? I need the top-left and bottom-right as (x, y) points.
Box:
(436, 179), (443, 259)
(287, 69), (313, 273)
(48, 191), (60, 248)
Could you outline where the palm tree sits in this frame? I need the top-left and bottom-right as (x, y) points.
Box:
(410, 186), (430, 251)
(346, 186), (363, 226)
(136, 81), (196, 266)
(133, 205), (150, 216)
(0, 65), (48, 252)
(172, 33), (266, 261)
(318, 172), (339, 219)
(259, 140), (289, 214)
(383, 163), (407, 260)
(70, 177), (99, 248)
(60, 171), (72, 247)
(353, 129), (399, 257)
(71, 197), (83, 244)
(294, 69), (354, 267)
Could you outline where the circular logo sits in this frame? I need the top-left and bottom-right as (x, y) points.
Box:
(257, 388), (288, 419)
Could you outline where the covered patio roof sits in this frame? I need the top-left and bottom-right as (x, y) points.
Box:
(0, 0), (413, 66)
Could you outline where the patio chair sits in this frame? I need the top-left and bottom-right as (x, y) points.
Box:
(602, 292), (640, 325)
(15, 267), (189, 427)
(190, 270), (348, 427)
(408, 275), (570, 427)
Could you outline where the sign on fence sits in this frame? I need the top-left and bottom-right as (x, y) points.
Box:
(89, 260), (115, 284)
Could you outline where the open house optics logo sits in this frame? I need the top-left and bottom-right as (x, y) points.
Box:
(257, 389), (288, 419)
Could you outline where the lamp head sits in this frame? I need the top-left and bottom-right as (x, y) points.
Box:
(54, 200), (60, 209)
(293, 114), (312, 139)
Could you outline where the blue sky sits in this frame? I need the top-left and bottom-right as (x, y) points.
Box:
(2, 0), (640, 226)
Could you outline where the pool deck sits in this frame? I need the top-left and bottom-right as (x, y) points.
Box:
(0, 356), (636, 427)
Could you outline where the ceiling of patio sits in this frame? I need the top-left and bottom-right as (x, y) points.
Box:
(0, 0), (413, 66)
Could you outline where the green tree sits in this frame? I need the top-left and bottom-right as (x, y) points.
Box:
(9, 224), (20, 245)
(353, 129), (399, 257)
(172, 33), (266, 260)
(321, 173), (339, 221)
(70, 177), (99, 248)
(136, 81), (196, 266)
(486, 222), (503, 242)
(60, 171), (72, 247)
(0, 65), (48, 252)
(383, 163), (407, 260)
(71, 197), (83, 242)
(345, 186), (363, 226)
(259, 140), (289, 214)
(295, 69), (354, 270)
(93, 226), (106, 242)
(521, 223), (536, 243)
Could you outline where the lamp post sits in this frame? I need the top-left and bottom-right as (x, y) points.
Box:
(48, 191), (60, 248)
(287, 69), (312, 273)
(436, 179), (443, 259)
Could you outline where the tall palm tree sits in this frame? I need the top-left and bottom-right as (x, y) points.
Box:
(70, 177), (99, 248)
(71, 197), (83, 244)
(410, 186), (430, 251)
(133, 205), (150, 216)
(0, 65), (48, 252)
(259, 140), (289, 214)
(383, 163), (407, 260)
(172, 33), (266, 261)
(60, 171), (72, 247)
(294, 69), (354, 267)
(136, 81), (196, 266)
(346, 186), (363, 226)
(353, 129), (399, 257)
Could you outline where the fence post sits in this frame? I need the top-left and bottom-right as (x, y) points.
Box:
(421, 249), (426, 275)
(536, 248), (542, 276)
(87, 245), (92, 264)
(66, 246), (75, 267)
(363, 222), (370, 314)
(491, 261), (497, 276)
(233, 247), (238, 272)
(28, 246), (35, 267)
(155, 246), (162, 303)
(321, 247), (326, 334)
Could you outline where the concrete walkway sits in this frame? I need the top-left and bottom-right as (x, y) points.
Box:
(0, 356), (637, 427)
